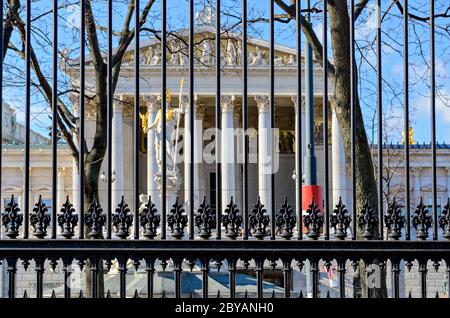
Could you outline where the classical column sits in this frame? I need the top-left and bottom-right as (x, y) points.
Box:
(196, 105), (207, 202)
(331, 106), (350, 208)
(233, 103), (242, 208)
(70, 95), (81, 212)
(112, 95), (125, 206)
(255, 95), (272, 211)
(72, 158), (80, 212)
(144, 94), (161, 210)
(291, 95), (306, 212)
(57, 168), (66, 209)
(182, 94), (202, 213)
(221, 95), (236, 209)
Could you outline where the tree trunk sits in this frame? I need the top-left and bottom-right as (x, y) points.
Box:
(83, 154), (105, 298)
(328, 1), (387, 297)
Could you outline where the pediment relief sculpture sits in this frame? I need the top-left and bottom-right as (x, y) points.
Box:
(421, 184), (448, 192)
(114, 37), (300, 68)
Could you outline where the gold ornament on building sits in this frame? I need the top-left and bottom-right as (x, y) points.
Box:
(402, 127), (416, 145)
(166, 88), (171, 104)
(140, 112), (149, 133)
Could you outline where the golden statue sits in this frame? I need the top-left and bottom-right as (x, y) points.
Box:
(402, 127), (416, 145)
(147, 91), (183, 184)
(140, 88), (173, 134)
(139, 112), (149, 133)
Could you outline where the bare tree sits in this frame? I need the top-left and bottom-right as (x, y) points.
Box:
(2, 0), (448, 298)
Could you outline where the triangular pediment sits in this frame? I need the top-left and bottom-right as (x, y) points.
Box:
(421, 184), (448, 192)
(81, 24), (304, 68)
(121, 27), (300, 66)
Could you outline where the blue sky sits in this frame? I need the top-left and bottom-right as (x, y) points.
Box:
(3, 0), (449, 143)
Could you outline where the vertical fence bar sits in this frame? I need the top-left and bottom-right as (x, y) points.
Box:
(404, 0), (411, 241)
(311, 259), (319, 298)
(134, 0), (140, 240)
(350, 0), (357, 240)
(189, 0), (195, 240)
(201, 258), (209, 298)
(269, 0), (275, 240)
(296, 0), (302, 241)
(377, 0), (383, 238)
(419, 261), (427, 298)
(63, 259), (71, 299)
(161, 0), (167, 239)
(107, 0), (113, 239)
(322, 0), (329, 240)
(119, 258), (127, 298)
(146, 258), (155, 298)
(24, 0), (31, 239)
(256, 258), (264, 298)
(242, 0), (249, 240)
(91, 257), (98, 298)
(79, 0), (86, 239)
(430, 0), (437, 241)
(283, 260), (291, 298)
(35, 257), (44, 298)
(215, 0), (222, 239)
(338, 259), (346, 298)
(228, 259), (236, 298)
(392, 261), (400, 298)
(174, 259), (182, 298)
(51, 0), (58, 239)
(7, 257), (16, 298)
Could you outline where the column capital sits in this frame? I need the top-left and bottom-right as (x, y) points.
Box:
(179, 94), (190, 113)
(221, 95), (235, 113)
(57, 167), (66, 177)
(411, 167), (422, 176)
(143, 94), (161, 112)
(113, 95), (127, 112)
(290, 95), (305, 113)
(255, 95), (270, 113)
(179, 94), (199, 113)
(196, 104), (207, 120)
(233, 103), (242, 121)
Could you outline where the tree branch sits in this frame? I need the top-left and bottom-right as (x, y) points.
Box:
(394, 0), (450, 22)
(354, 0), (370, 20)
(12, 7), (80, 162)
(111, 0), (156, 90)
(274, 0), (336, 79)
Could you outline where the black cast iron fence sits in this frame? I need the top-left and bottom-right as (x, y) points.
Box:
(0, 0), (448, 299)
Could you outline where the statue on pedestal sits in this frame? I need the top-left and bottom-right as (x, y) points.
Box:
(200, 39), (213, 65)
(249, 46), (263, 66)
(226, 40), (236, 66)
(146, 94), (183, 195)
(196, 5), (215, 26)
(236, 43), (242, 65)
(150, 45), (161, 65)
